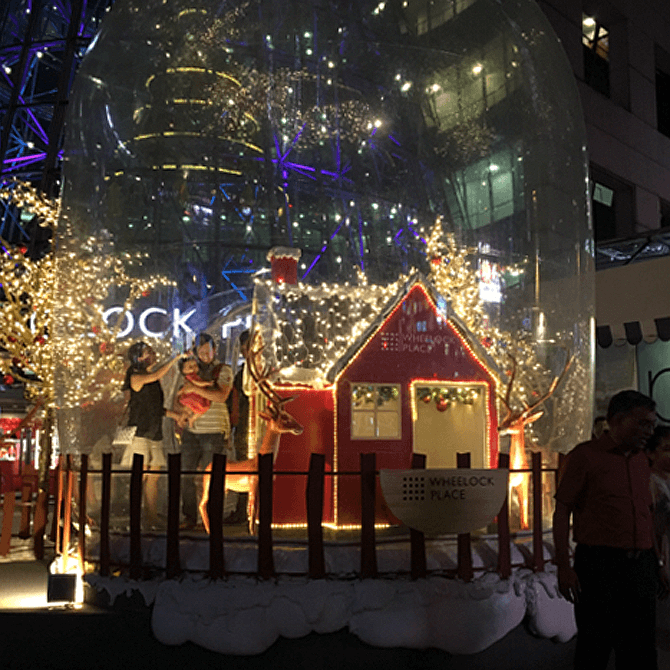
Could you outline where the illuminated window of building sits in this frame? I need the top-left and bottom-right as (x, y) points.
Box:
(582, 14), (610, 96)
(446, 147), (522, 230)
(351, 383), (401, 439)
(411, 0), (477, 36)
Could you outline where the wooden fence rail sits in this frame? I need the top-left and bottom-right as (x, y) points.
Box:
(0, 450), (564, 580)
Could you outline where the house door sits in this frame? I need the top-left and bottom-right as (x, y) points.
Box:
(411, 382), (490, 468)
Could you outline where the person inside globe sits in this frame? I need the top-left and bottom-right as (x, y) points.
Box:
(120, 341), (188, 526)
(176, 333), (233, 530)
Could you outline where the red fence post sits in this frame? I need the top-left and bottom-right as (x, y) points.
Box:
(497, 452), (511, 579)
(208, 453), (226, 580)
(456, 452), (473, 582)
(360, 453), (378, 579)
(410, 453), (427, 580)
(307, 453), (326, 579)
(78, 454), (89, 573)
(166, 453), (181, 579)
(129, 453), (143, 580)
(100, 453), (112, 577)
(532, 451), (545, 572)
(0, 490), (15, 556)
(18, 481), (33, 539)
(257, 452), (274, 579)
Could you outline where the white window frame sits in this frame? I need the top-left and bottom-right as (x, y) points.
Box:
(350, 383), (402, 440)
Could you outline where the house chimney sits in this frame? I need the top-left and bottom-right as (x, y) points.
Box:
(267, 247), (301, 285)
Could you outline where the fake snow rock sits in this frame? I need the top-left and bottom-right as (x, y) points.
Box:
(131, 568), (575, 656)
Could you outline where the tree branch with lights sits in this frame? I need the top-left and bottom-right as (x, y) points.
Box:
(0, 180), (176, 410)
(426, 216), (583, 452)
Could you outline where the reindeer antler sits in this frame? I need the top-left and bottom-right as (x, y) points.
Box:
(246, 330), (303, 435)
(498, 347), (574, 432)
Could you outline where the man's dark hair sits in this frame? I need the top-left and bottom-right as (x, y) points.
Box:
(193, 332), (214, 351)
(239, 329), (250, 346)
(607, 390), (655, 422)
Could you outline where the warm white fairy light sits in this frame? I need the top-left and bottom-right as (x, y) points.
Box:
(253, 215), (582, 453)
(0, 180), (176, 409)
(0, 179), (59, 229)
(254, 274), (408, 384)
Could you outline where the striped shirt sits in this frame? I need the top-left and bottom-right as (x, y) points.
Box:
(185, 363), (233, 435)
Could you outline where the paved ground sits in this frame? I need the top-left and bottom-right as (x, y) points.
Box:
(1, 600), (577, 670)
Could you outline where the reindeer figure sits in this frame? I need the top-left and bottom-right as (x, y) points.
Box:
(198, 331), (303, 534)
(497, 350), (573, 529)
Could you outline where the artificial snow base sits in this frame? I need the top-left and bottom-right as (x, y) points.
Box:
(86, 568), (576, 656)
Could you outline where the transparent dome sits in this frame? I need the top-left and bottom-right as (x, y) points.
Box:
(56, 0), (594, 454)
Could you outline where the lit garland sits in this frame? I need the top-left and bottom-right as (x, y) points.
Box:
(416, 385), (481, 409)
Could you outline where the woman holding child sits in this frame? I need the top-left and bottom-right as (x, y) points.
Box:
(120, 341), (187, 526)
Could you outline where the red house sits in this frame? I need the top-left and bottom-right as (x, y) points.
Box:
(252, 248), (499, 528)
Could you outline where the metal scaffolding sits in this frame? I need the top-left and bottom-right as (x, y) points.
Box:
(0, 0), (112, 244)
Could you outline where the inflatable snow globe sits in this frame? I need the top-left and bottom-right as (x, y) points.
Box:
(55, 0), (593, 531)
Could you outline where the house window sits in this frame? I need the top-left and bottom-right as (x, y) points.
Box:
(351, 384), (401, 439)
(582, 14), (610, 97)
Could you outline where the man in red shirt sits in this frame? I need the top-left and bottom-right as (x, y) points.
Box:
(554, 390), (659, 669)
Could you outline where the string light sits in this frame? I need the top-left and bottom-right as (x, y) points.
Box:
(0, 180), (176, 409)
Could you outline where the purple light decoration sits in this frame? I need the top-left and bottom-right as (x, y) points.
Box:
(275, 124), (306, 163)
(80, 0), (89, 35)
(2, 155), (47, 173)
(52, 0), (67, 20)
(406, 219), (426, 245)
(393, 227), (409, 254)
(388, 135), (401, 146)
(302, 220), (345, 280)
(283, 161), (316, 181)
(3, 152), (46, 165)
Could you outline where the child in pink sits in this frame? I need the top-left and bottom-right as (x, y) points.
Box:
(177, 358), (213, 427)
